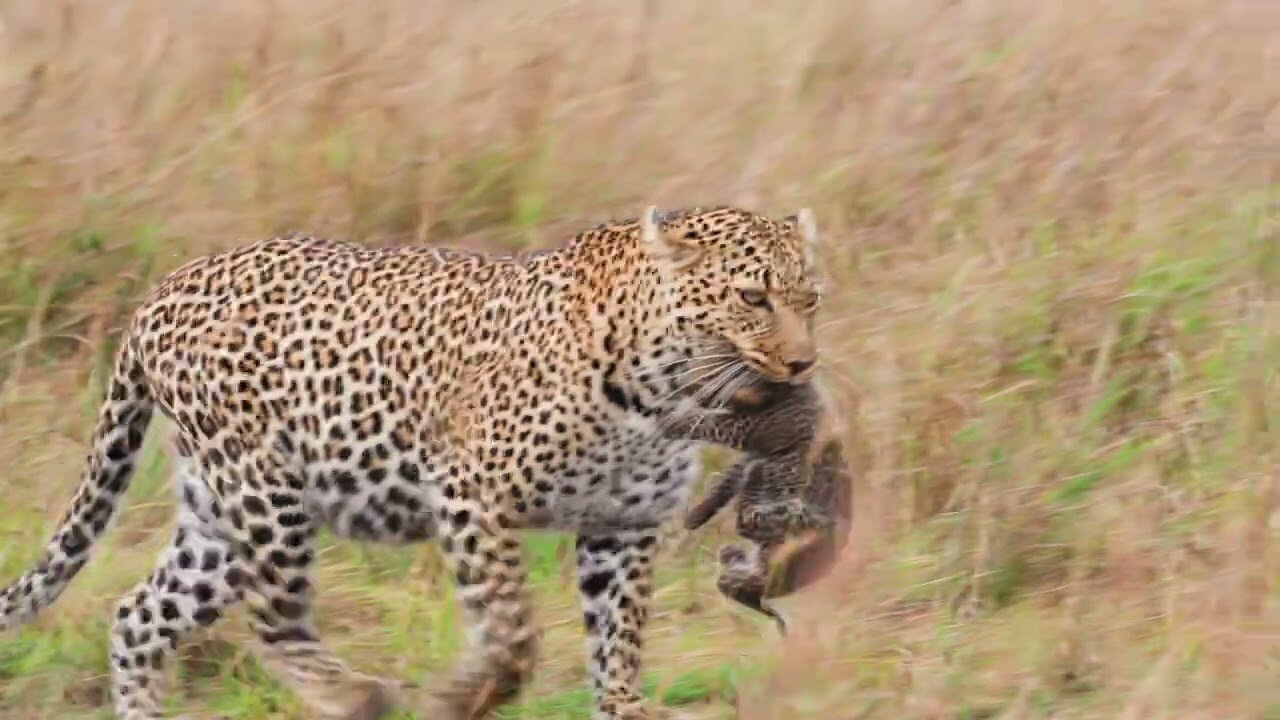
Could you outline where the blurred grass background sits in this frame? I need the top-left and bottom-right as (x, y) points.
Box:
(0, 0), (1276, 718)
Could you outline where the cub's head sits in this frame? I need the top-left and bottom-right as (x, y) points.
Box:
(640, 205), (824, 385)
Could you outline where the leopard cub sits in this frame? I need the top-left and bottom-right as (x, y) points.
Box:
(666, 380), (853, 633)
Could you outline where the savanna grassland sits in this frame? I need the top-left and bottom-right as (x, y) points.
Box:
(0, 1), (1276, 718)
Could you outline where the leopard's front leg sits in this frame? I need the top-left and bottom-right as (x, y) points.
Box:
(576, 529), (661, 720)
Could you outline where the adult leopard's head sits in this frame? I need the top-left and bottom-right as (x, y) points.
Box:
(640, 205), (824, 386)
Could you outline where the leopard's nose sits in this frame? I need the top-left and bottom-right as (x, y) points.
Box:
(786, 358), (815, 378)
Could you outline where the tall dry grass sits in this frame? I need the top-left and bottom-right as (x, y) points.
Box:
(0, 0), (1276, 718)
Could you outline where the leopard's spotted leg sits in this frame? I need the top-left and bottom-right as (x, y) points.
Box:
(213, 453), (394, 720)
(576, 529), (662, 720)
(110, 450), (242, 720)
(429, 493), (539, 719)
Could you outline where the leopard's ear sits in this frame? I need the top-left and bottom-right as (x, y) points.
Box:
(787, 208), (820, 268)
(640, 205), (702, 272)
(779, 208), (819, 265)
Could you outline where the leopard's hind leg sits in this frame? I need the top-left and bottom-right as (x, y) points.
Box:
(110, 448), (243, 719)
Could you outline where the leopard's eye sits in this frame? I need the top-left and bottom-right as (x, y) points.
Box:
(738, 288), (770, 309)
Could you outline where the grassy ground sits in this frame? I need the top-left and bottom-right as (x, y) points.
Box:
(0, 0), (1276, 718)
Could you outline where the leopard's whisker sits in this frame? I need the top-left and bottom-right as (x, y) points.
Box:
(649, 358), (740, 410)
(681, 363), (751, 440)
(650, 359), (746, 439)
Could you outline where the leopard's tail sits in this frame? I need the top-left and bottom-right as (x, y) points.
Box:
(0, 342), (153, 630)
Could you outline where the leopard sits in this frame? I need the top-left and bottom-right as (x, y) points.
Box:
(667, 379), (854, 635)
(0, 205), (826, 720)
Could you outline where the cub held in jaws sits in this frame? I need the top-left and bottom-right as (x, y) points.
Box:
(0, 204), (826, 720)
(666, 380), (854, 635)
